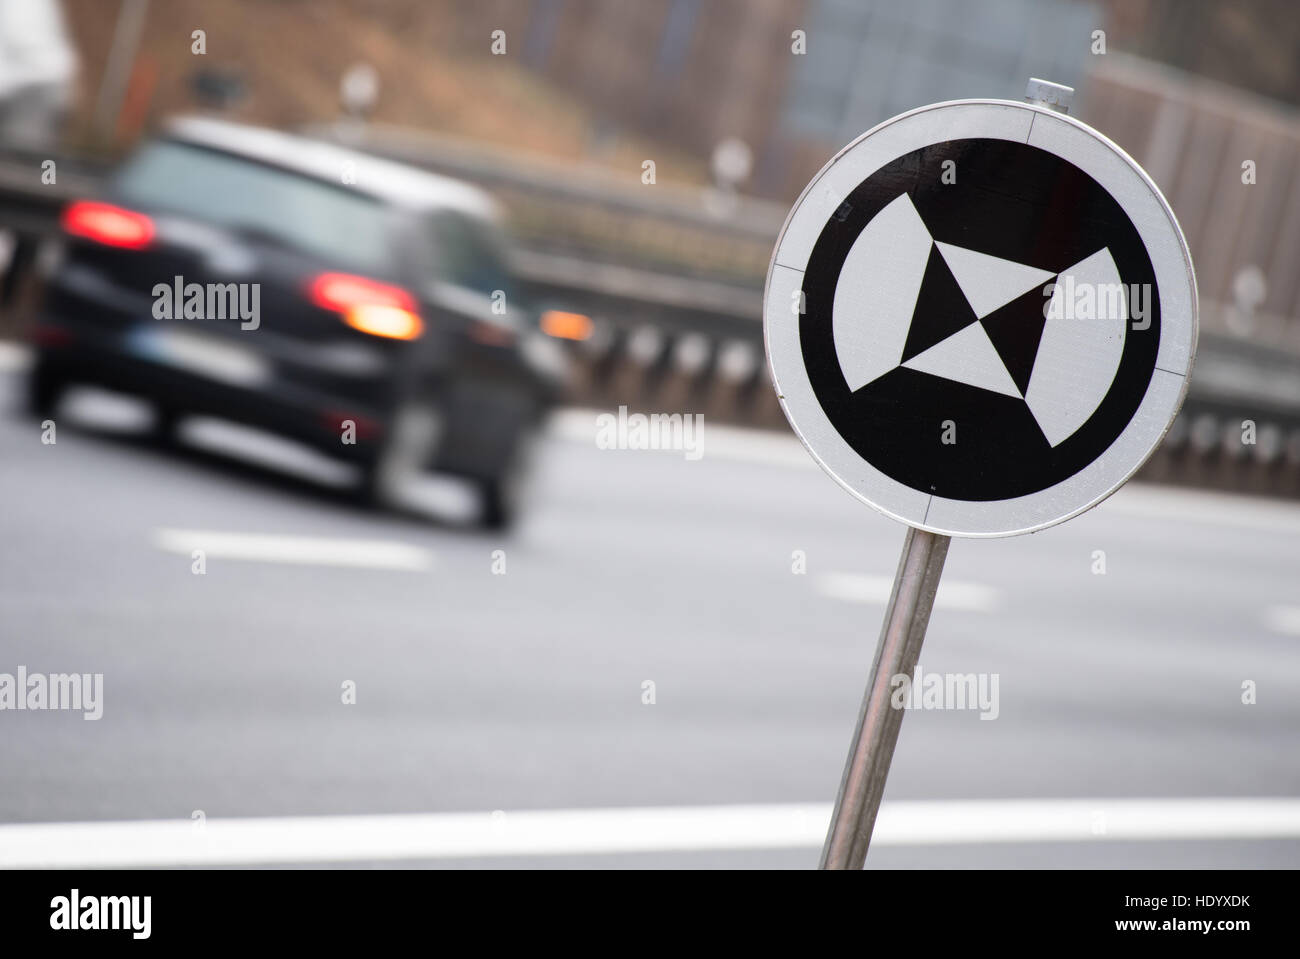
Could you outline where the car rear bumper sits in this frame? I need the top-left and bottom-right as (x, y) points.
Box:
(31, 319), (396, 464)
(31, 317), (548, 480)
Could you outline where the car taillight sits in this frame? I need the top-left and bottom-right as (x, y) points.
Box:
(60, 201), (155, 249)
(307, 272), (423, 341)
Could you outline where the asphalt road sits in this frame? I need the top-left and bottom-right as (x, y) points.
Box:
(1, 359), (1298, 868)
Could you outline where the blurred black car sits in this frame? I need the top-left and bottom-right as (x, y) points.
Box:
(28, 117), (565, 527)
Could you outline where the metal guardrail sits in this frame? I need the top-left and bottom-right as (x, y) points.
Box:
(3, 147), (1300, 499)
(0, 153), (100, 234)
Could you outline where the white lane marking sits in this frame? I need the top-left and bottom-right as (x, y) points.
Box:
(1264, 606), (1300, 636)
(152, 529), (433, 571)
(817, 572), (1000, 612)
(548, 409), (1300, 535)
(3, 798), (1300, 867)
(881, 798), (1300, 845)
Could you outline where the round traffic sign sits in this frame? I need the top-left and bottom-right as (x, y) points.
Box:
(765, 99), (1197, 537)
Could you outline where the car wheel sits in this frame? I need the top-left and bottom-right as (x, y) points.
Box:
(359, 400), (443, 511)
(150, 405), (182, 447)
(477, 430), (536, 530)
(26, 356), (65, 418)
(479, 475), (517, 531)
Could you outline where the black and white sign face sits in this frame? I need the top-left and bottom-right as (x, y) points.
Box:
(765, 100), (1197, 537)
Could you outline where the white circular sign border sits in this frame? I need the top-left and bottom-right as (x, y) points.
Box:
(764, 98), (1198, 538)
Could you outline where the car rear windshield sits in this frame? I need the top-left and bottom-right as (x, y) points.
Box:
(112, 140), (392, 274)
(428, 211), (515, 300)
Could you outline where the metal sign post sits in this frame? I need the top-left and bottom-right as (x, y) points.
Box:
(818, 80), (1082, 871)
(763, 78), (1198, 868)
(820, 527), (949, 869)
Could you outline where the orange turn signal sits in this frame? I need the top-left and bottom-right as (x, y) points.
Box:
(539, 309), (593, 341)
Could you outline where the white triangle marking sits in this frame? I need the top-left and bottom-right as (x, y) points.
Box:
(902, 322), (1021, 398)
(935, 242), (1055, 319)
(834, 194), (934, 391)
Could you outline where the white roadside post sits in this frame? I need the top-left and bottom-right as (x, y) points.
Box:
(763, 80), (1198, 870)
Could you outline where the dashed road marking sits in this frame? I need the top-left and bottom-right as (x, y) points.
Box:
(152, 528), (433, 571)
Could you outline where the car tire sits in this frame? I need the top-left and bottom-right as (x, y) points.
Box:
(479, 476), (517, 530)
(26, 356), (65, 418)
(150, 405), (182, 447)
(359, 400), (443, 512)
(477, 429), (536, 531)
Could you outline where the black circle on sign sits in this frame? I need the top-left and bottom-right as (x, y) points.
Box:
(799, 137), (1160, 501)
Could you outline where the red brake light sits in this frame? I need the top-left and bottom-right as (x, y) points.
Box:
(61, 201), (155, 249)
(308, 273), (416, 313)
(307, 273), (423, 340)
